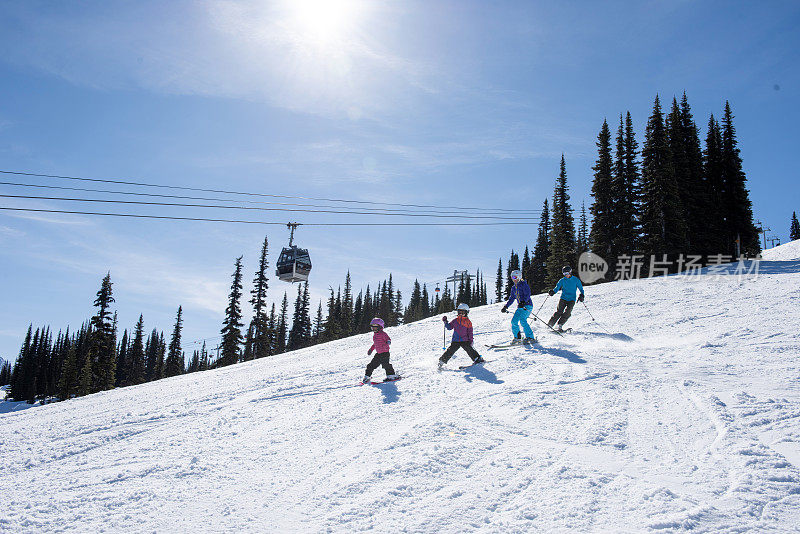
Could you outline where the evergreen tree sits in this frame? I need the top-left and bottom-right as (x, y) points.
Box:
(675, 93), (712, 256)
(704, 115), (726, 254)
(578, 201), (589, 255)
(154, 333), (166, 380)
(521, 248), (532, 285)
(276, 292), (289, 354)
(313, 302), (324, 343)
(342, 272), (354, 336)
(287, 283), (312, 350)
(640, 95), (687, 263)
(9, 326), (32, 401)
(58, 345), (78, 400)
(242, 323), (254, 361)
(421, 284), (431, 316)
(495, 259), (503, 302)
(164, 306), (184, 378)
(791, 212), (800, 241)
(531, 199), (550, 293)
(266, 304), (277, 356)
(115, 329), (129, 387)
(0, 358), (12, 386)
(393, 289), (403, 326)
(250, 237), (271, 359)
(219, 256), (244, 366)
(127, 316), (146, 385)
(88, 273), (117, 392)
(78, 351), (93, 398)
(721, 101), (760, 256)
(589, 119), (615, 265)
(547, 155), (577, 285)
(619, 111), (641, 256)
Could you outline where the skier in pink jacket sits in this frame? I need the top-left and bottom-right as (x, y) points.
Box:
(362, 318), (400, 384)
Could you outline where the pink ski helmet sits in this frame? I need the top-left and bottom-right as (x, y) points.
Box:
(369, 317), (385, 328)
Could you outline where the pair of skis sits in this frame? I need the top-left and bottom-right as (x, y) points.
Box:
(360, 376), (403, 386)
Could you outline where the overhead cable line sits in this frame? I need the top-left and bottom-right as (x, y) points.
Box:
(0, 180), (542, 217)
(0, 207), (537, 226)
(0, 194), (540, 220)
(0, 169), (540, 214)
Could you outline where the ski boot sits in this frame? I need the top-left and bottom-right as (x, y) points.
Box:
(362, 375), (372, 385)
(437, 360), (445, 371)
(385, 374), (400, 381)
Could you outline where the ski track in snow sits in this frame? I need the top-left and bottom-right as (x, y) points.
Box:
(2, 241), (800, 533)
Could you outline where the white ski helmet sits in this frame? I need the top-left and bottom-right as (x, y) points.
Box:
(562, 265), (572, 275)
(456, 303), (470, 314)
(510, 269), (522, 280)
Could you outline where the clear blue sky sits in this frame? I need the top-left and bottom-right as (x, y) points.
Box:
(1, 1), (798, 362)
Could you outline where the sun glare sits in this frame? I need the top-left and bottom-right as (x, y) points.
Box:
(285, 0), (361, 45)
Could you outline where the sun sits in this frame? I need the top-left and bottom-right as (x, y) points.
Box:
(284, 0), (362, 46)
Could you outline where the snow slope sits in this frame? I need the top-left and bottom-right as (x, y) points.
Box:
(762, 239), (800, 261)
(2, 257), (800, 533)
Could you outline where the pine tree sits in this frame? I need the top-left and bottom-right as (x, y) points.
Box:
(287, 283), (312, 350)
(704, 115), (726, 254)
(676, 93), (712, 256)
(164, 306), (184, 378)
(276, 292), (289, 354)
(127, 316), (146, 385)
(313, 302), (324, 343)
(578, 201), (589, 255)
(640, 95), (687, 263)
(115, 329), (129, 387)
(547, 155), (577, 285)
(721, 101), (760, 256)
(266, 304), (277, 356)
(153, 332), (166, 380)
(531, 199), (550, 294)
(0, 358), (12, 386)
(342, 272), (354, 336)
(219, 256), (244, 366)
(58, 345), (78, 400)
(250, 237), (271, 359)
(521, 248), (532, 285)
(589, 119), (615, 266)
(495, 259), (503, 302)
(791, 212), (800, 241)
(87, 273), (116, 393)
(619, 111), (641, 256)
(78, 352), (93, 398)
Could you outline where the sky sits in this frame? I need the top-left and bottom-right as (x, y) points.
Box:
(1, 0), (798, 363)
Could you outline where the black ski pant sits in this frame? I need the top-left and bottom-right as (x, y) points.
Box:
(365, 352), (395, 377)
(439, 342), (481, 364)
(548, 298), (576, 327)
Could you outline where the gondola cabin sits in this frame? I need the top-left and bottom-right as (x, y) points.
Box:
(276, 246), (312, 283)
(276, 223), (311, 283)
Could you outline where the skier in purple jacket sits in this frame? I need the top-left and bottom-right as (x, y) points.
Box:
(501, 270), (536, 344)
(438, 303), (485, 370)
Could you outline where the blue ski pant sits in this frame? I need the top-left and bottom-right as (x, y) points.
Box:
(511, 305), (534, 339)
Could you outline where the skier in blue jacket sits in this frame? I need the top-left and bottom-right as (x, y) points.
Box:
(501, 269), (536, 345)
(547, 265), (585, 331)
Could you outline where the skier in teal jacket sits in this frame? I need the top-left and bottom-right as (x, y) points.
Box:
(547, 265), (585, 331)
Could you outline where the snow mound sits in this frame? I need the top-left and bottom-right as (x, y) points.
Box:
(2, 265), (800, 532)
(762, 239), (800, 261)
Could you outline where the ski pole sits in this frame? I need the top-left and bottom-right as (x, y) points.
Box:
(582, 301), (612, 334)
(536, 294), (550, 316)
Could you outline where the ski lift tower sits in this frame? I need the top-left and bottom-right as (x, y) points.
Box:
(444, 269), (476, 309)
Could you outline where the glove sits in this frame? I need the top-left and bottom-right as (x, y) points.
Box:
(501, 306), (508, 313)
(367, 349), (373, 355)
(442, 316), (448, 323)
(578, 294), (585, 302)
(548, 290), (555, 296)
